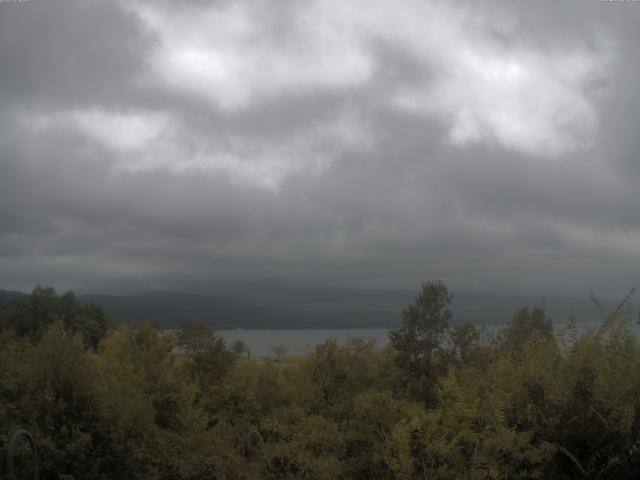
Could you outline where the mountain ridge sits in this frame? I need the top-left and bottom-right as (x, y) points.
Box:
(2, 287), (637, 329)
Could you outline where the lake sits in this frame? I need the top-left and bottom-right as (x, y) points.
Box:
(218, 325), (503, 357)
(218, 321), (628, 357)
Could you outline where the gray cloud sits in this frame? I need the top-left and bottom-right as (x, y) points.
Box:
(0, 0), (639, 298)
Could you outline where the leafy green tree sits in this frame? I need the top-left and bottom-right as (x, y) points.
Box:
(0, 286), (108, 347)
(271, 344), (287, 362)
(178, 320), (213, 352)
(204, 359), (297, 473)
(4, 286), (59, 341)
(342, 391), (423, 479)
(95, 324), (218, 480)
(59, 291), (109, 347)
(178, 320), (237, 391)
(451, 321), (481, 362)
(232, 339), (250, 357)
(299, 337), (393, 417)
(389, 280), (453, 404)
(499, 305), (553, 352)
(260, 406), (343, 479)
(0, 321), (114, 479)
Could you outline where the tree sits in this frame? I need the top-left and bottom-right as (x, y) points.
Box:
(271, 344), (288, 362)
(260, 406), (343, 479)
(178, 320), (214, 352)
(1, 286), (108, 347)
(5, 285), (59, 341)
(298, 337), (390, 416)
(499, 305), (553, 352)
(450, 321), (480, 361)
(178, 320), (236, 391)
(232, 339), (250, 357)
(59, 291), (108, 348)
(389, 280), (453, 404)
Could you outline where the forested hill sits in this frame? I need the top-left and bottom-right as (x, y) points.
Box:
(2, 287), (636, 329)
(77, 290), (394, 329)
(0, 289), (26, 303)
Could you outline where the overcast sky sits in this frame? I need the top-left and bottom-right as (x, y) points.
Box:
(1, 0), (639, 297)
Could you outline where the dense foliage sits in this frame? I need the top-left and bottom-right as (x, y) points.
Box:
(1, 282), (640, 479)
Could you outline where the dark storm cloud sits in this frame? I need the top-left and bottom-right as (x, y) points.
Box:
(0, 0), (153, 109)
(0, 0), (639, 297)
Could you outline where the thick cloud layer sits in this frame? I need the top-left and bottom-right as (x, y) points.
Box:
(1, 0), (639, 297)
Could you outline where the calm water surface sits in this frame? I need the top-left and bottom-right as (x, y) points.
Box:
(218, 329), (391, 357)
(218, 322), (627, 357)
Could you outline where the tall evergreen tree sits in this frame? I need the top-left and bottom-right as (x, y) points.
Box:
(389, 280), (452, 405)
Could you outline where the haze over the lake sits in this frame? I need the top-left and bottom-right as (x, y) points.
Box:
(1, 0), (639, 298)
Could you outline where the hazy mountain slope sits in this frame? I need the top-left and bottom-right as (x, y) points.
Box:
(0, 289), (27, 303)
(77, 290), (397, 329)
(2, 287), (636, 329)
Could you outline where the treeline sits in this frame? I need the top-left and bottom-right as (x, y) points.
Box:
(0, 282), (639, 479)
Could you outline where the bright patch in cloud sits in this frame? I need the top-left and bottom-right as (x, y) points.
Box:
(127, 0), (610, 158)
(22, 105), (370, 190)
(24, 109), (170, 153)
(130, 0), (374, 110)
(70, 110), (170, 153)
(394, 48), (603, 157)
(125, 112), (372, 191)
